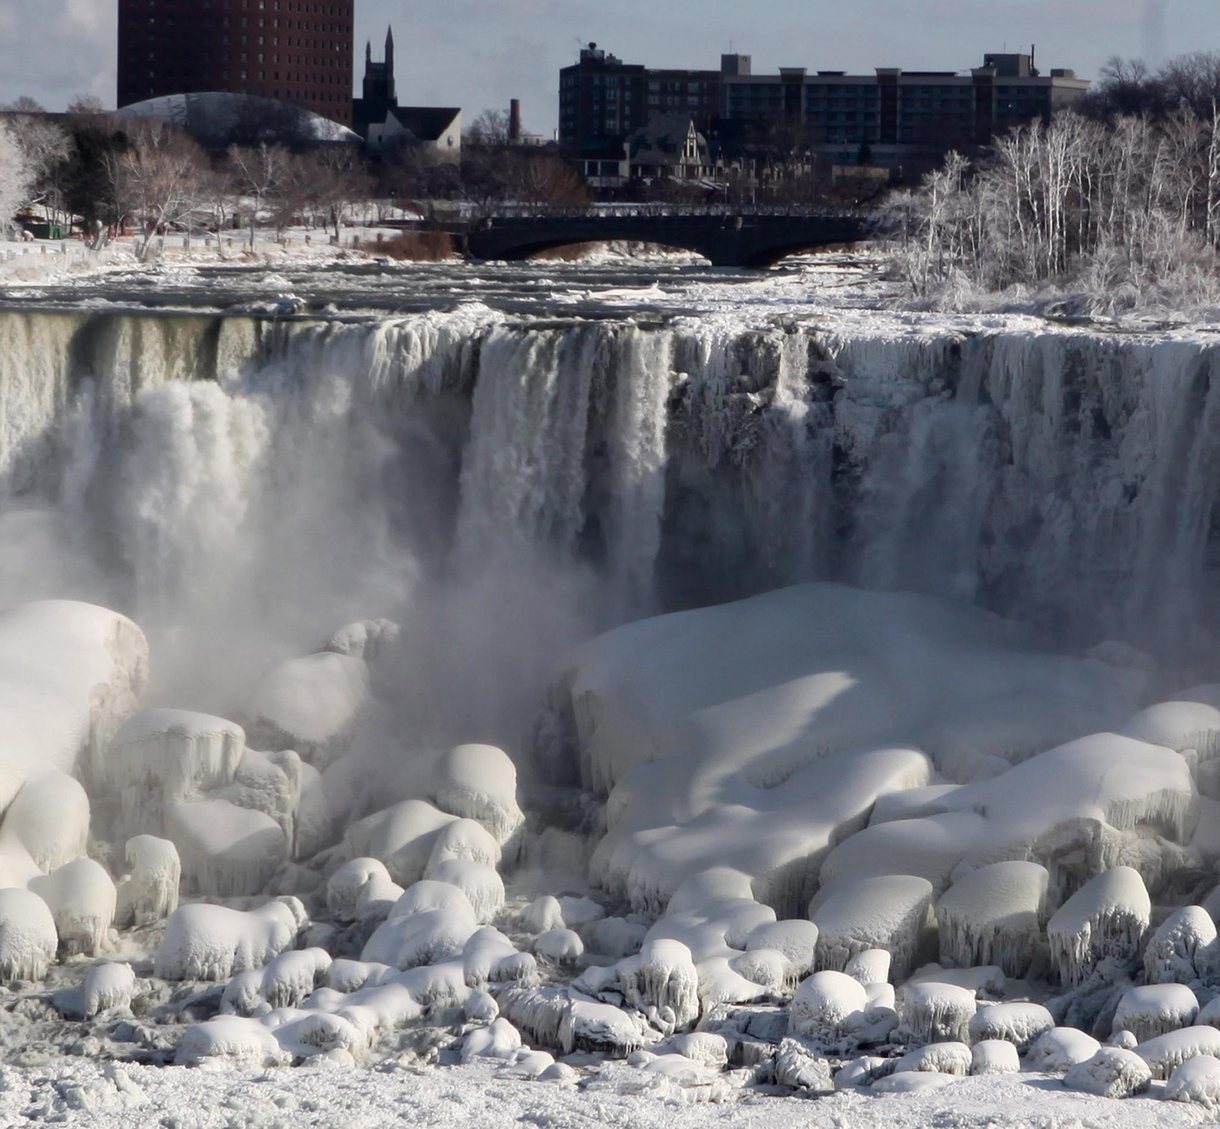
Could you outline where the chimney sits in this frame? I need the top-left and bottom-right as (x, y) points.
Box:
(509, 98), (522, 142)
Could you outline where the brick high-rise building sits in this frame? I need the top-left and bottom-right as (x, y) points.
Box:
(117, 0), (355, 126)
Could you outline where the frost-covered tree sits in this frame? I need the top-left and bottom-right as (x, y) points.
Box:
(110, 123), (206, 258)
(0, 118), (35, 236)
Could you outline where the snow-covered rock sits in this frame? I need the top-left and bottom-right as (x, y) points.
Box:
(461, 1017), (521, 1063)
(1165, 1054), (1220, 1109)
(1112, 983), (1198, 1043)
(1047, 867), (1150, 987)
(745, 920), (818, 985)
(871, 1071), (956, 1093)
(29, 857), (116, 956)
(343, 800), (457, 887)
(810, 874), (933, 982)
(424, 859), (504, 924)
(898, 982), (977, 1046)
(114, 835), (180, 928)
(970, 1039), (1019, 1075)
(1062, 1046), (1153, 1098)
(0, 888), (57, 979)
(1134, 1026), (1220, 1079)
(154, 898), (301, 981)
(166, 797), (287, 897)
(1143, 906), (1215, 985)
(83, 961), (136, 1017)
(893, 1041), (972, 1076)
(326, 857), (392, 922)
(967, 1002), (1053, 1052)
(321, 618), (400, 663)
(619, 939), (700, 1032)
(431, 744), (524, 844)
(788, 970), (869, 1048)
(360, 901), (478, 970)
(843, 948), (890, 986)
(935, 861), (1048, 977)
(521, 895), (564, 934)
(175, 1016), (291, 1068)
(534, 929), (584, 965)
(0, 771), (90, 874)
(1026, 1026), (1102, 1073)
(425, 818), (501, 873)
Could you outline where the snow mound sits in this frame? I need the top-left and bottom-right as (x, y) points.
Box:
(1026, 1026), (1101, 1073)
(154, 898), (301, 981)
(423, 859), (504, 924)
(1, 770), (90, 874)
(114, 835), (180, 928)
(1143, 905), (1215, 984)
(1047, 866), (1150, 987)
(425, 818), (501, 873)
(871, 1071), (956, 1093)
(175, 1016), (291, 1068)
(971, 1039), (1019, 1074)
(166, 797), (287, 896)
(1063, 1046), (1153, 1098)
(344, 799), (457, 887)
(893, 1041), (973, 1076)
(1165, 1054), (1220, 1109)
(898, 982), (977, 1045)
(967, 1002), (1053, 1052)
(745, 920), (818, 984)
(619, 939), (701, 1033)
(361, 896), (478, 970)
(810, 874), (933, 982)
(843, 948), (891, 985)
(1134, 1026), (1220, 1079)
(0, 888), (57, 979)
(522, 895), (565, 934)
(29, 857), (116, 956)
(935, 861), (1048, 977)
(1112, 983), (1198, 1042)
(431, 744), (524, 844)
(535, 929), (584, 965)
(788, 970), (868, 1047)
(83, 961), (136, 1017)
(326, 858), (394, 922)
(1124, 698), (1220, 760)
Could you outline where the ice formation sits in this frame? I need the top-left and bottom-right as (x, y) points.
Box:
(1112, 983), (1199, 1042)
(935, 861), (1049, 977)
(897, 982), (977, 1045)
(1047, 867), (1151, 987)
(970, 1039), (1020, 1075)
(431, 744), (524, 844)
(154, 898), (302, 981)
(114, 836), (181, 928)
(29, 858), (116, 956)
(0, 887), (58, 979)
(1142, 905), (1216, 984)
(1165, 1054), (1220, 1109)
(1062, 1047), (1153, 1098)
(788, 970), (869, 1048)
(967, 1002), (1054, 1052)
(83, 961), (137, 1018)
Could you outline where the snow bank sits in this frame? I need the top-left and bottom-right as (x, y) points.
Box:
(154, 898), (301, 981)
(967, 1002), (1053, 1052)
(1134, 1026), (1220, 1079)
(898, 982), (977, 1045)
(1143, 905), (1215, 984)
(1047, 867), (1150, 986)
(431, 744), (524, 844)
(0, 887), (57, 979)
(1113, 983), (1199, 1042)
(935, 861), (1048, 977)
(810, 874), (933, 981)
(1165, 1054), (1220, 1109)
(1026, 1026), (1101, 1073)
(114, 835), (180, 928)
(29, 857), (116, 956)
(1063, 1047), (1153, 1098)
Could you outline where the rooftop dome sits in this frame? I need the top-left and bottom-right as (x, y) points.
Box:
(118, 92), (360, 145)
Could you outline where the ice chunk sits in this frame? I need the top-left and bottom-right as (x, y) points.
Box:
(967, 1002), (1053, 1052)
(788, 970), (868, 1047)
(774, 1037), (835, 1092)
(424, 859), (504, 924)
(1047, 866), (1150, 987)
(935, 861), (1048, 977)
(1026, 1027), (1101, 1073)
(0, 887), (56, 980)
(29, 857), (116, 956)
(1134, 1026), (1220, 1079)
(0, 771), (90, 874)
(245, 652), (369, 768)
(521, 895), (565, 934)
(431, 744), (524, 844)
(971, 1039), (1019, 1075)
(810, 874), (933, 981)
(344, 799), (457, 887)
(114, 835), (180, 928)
(535, 929), (584, 965)
(1113, 983), (1198, 1042)
(1165, 1055), (1220, 1109)
(154, 898), (300, 981)
(166, 797), (287, 897)
(83, 961), (136, 1017)
(897, 982), (977, 1046)
(1062, 1046), (1153, 1098)
(1144, 906), (1216, 985)
(893, 1041), (972, 1076)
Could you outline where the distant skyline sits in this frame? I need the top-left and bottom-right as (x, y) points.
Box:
(1, 0), (1215, 133)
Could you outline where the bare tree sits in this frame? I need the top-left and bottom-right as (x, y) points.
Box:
(227, 142), (290, 249)
(310, 147), (374, 238)
(0, 118), (34, 236)
(465, 109), (512, 149)
(112, 123), (207, 258)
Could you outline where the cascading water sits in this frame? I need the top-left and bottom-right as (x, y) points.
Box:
(0, 304), (1218, 730)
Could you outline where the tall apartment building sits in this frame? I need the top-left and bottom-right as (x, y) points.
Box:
(721, 52), (1088, 167)
(558, 44), (720, 151)
(117, 0), (355, 126)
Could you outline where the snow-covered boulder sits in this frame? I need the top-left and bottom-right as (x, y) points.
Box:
(560, 998), (649, 1056)
(1143, 906), (1215, 985)
(245, 652), (369, 769)
(0, 771), (90, 874)
(810, 874), (933, 982)
(259, 947), (332, 1009)
(431, 744), (524, 844)
(935, 861), (1048, 977)
(0, 888), (57, 979)
(619, 939), (700, 1032)
(1062, 1046), (1153, 1098)
(461, 1017), (522, 1063)
(788, 970), (869, 1047)
(745, 920), (818, 985)
(83, 961), (136, 1017)
(1112, 983), (1198, 1043)
(534, 929), (584, 965)
(967, 1002), (1053, 1052)
(114, 835), (180, 928)
(871, 1071), (956, 1093)
(154, 898), (301, 981)
(843, 948), (890, 986)
(834, 1055), (890, 1090)
(425, 818), (501, 873)
(175, 1016), (291, 1068)
(898, 982), (977, 1046)
(657, 1032), (729, 1070)
(354, 871), (405, 924)
(522, 895), (565, 935)
(361, 901), (478, 970)
(326, 858), (394, 923)
(971, 1039), (1019, 1075)
(322, 618), (400, 663)
(1134, 1026), (1220, 1080)
(1165, 1055), (1220, 1109)
(464, 989), (499, 1024)
(1047, 867), (1150, 986)
(1026, 1027), (1101, 1073)
(774, 1036), (835, 1092)
(893, 1041), (972, 1076)
(29, 857), (116, 956)
(166, 797), (287, 897)
(424, 859), (504, 924)
(344, 800), (457, 888)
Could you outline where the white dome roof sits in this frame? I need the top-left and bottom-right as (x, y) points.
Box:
(119, 92), (360, 144)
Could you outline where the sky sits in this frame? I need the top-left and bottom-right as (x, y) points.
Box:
(0, 0), (1216, 133)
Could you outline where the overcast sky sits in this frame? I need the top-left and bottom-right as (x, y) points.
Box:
(0, 0), (1215, 133)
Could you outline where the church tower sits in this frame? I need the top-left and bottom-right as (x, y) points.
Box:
(354, 26), (399, 137)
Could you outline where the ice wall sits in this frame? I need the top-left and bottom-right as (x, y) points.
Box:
(0, 306), (1217, 730)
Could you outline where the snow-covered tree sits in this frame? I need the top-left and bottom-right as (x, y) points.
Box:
(0, 118), (34, 236)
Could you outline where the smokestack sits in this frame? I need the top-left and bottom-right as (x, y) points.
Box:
(509, 99), (522, 142)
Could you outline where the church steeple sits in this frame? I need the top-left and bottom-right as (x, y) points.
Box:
(365, 40), (372, 67)
(385, 26), (394, 75)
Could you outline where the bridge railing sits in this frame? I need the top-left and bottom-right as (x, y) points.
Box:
(480, 203), (874, 220)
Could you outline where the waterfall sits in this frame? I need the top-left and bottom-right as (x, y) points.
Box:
(0, 304), (1217, 717)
